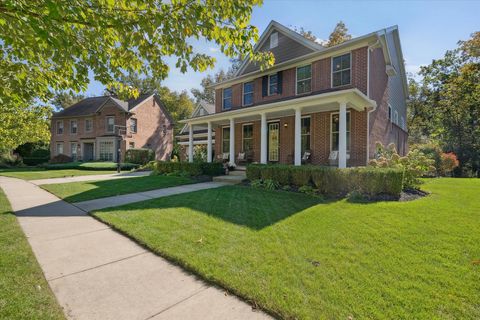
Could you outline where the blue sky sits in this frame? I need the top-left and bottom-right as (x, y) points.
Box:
(84, 0), (480, 97)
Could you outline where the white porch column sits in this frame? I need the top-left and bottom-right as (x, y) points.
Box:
(188, 123), (194, 163)
(338, 101), (347, 168)
(207, 122), (212, 163)
(260, 113), (267, 164)
(294, 108), (302, 166)
(229, 118), (235, 166)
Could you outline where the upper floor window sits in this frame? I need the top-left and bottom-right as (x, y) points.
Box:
(243, 82), (254, 106)
(85, 119), (93, 132)
(70, 120), (77, 134)
(296, 65), (312, 95)
(56, 120), (64, 135)
(331, 112), (351, 151)
(268, 74), (278, 95)
(223, 88), (232, 110)
(332, 53), (351, 87)
(388, 105), (392, 121)
(270, 32), (278, 49)
(130, 118), (137, 133)
(106, 116), (115, 133)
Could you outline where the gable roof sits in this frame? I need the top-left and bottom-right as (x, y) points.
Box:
(52, 93), (155, 118)
(179, 100), (215, 134)
(236, 20), (325, 76)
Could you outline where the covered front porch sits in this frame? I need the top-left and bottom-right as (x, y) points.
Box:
(181, 89), (376, 168)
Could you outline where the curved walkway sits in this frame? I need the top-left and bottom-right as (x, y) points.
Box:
(30, 170), (152, 185)
(0, 176), (271, 320)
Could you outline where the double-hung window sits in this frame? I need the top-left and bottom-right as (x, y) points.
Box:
(85, 119), (93, 132)
(70, 120), (77, 134)
(222, 127), (230, 153)
(243, 82), (254, 106)
(301, 117), (311, 154)
(130, 118), (137, 133)
(296, 65), (312, 94)
(268, 74), (278, 95)
(242, 124), (253, 152)
(56, 143), (63, 155)
(223, 88), (232, 110)
(331, 112), (351, 151)
(332, 53), (351, 87)
(71, 142), (77, 160)
(56, 121), (64, 135)
(106, 116), (115, 133)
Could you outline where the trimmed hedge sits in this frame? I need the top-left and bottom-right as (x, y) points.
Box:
(153, 161), (223, 177)
(125, 148), (155, 165)
(246, 164), (404, 197)
(23, 157), (49, 166)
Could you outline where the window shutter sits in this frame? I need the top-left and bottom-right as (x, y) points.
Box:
(262, 76), (268, 97)
(277, 71), (283, 94)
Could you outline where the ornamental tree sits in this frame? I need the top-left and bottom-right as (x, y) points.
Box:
(0, 0), (273, 150)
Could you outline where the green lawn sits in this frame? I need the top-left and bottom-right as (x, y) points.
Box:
(0, 168), (119, 180)
(42, 175), (195, 202)
(0, 189), (65, 319)
(93, 178), (480, 319)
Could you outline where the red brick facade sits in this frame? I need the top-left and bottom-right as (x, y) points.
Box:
(214, 109), (368, 166)
(50, 96), (173, 162)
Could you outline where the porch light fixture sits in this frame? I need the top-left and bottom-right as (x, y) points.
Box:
(284, 123), (288, 128)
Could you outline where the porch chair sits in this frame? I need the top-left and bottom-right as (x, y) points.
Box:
(328, 151), (350, 166)
(237, 150), (254, 165)
(301, 150), (312, 164)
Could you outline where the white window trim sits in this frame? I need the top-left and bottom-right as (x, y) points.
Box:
(331, 52), (352, 88)
(130, 118), (138, 133)
(270, 32), (278, 49)
(70, 120), (77, 135)
(394, 110), (399, 125)
(222, 88), (232, 110)
(295, 64), (312, 95)
(241, 123), (254, 152)
(242, 82), (254, 106)
(221, 125), (230, 153)
(56, 120), (64, 135)
(85, 118), (93, 133)
(301, 115), (312, 152)
(267, 73), (278, 96)
(70, 142), (78, 157)
(105, 116), (115, 133)
(330, 111), (351, 152)
(56, 142), (63, 155)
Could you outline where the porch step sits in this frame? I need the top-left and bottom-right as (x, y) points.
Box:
(229, 170), (247, 176)
(213, 174), (246, 185)
(235, 166), (247, 172)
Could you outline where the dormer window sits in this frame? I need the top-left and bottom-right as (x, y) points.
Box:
(270, 32), (278, 49)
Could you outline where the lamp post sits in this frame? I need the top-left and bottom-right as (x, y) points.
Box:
(114, 125), (127, 173)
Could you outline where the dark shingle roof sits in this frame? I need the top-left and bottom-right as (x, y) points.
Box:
(52, 94), (154, 118)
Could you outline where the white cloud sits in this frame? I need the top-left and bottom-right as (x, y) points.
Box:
(209, 47), (220, 53)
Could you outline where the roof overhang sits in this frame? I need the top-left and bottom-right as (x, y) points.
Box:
(180, 88), (376, 126)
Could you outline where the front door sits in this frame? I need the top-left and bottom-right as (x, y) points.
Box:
(268, 122), (280, 162)
(83, 143), (94, 161)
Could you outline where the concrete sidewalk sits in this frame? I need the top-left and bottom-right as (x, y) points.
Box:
(30, 170), (151, 185)
(0, 176), (271, 320)
(74, 181), (229, 211)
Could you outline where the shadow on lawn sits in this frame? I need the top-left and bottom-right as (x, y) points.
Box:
(57, 175), (194, 203)
(98, 185), (335, 230)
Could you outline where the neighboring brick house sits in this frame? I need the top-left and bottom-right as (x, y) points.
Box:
(181, 20), (408, 167)
(50, 93), (174, 162)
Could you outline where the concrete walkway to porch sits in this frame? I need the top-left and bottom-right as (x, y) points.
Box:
(30, 170), (152, 185)
(0, 176), (271, 320)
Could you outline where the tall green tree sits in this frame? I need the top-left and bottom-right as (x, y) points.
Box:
(0, 0), (273, 151)
(416, 32), (480, 176)
(51, 91), (85, 110)
(326, 21), (352, 47)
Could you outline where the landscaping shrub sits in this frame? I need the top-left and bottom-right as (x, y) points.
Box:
(369, 142), (435, 189)
(49, 154), (72, 164)
(263, 179), (279, 190)
(290, 166), (313, 186)
(440, 152), (459, 176)
(0, 153), (23, 168)
(22, 157), (49, 166)
(153, 161), (222, 176)
(125, 148), (155, 165)
(246, 164), (263, 180)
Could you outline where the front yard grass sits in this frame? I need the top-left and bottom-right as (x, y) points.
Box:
(93, 178), (480, 319)
(0, 188), (65, 319)
(42, 175), (195, 202)
(0, 168), (119, 180)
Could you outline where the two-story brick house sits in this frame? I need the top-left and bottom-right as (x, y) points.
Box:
(50, 93), (174, 162)
(181, 21), (408, 168)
